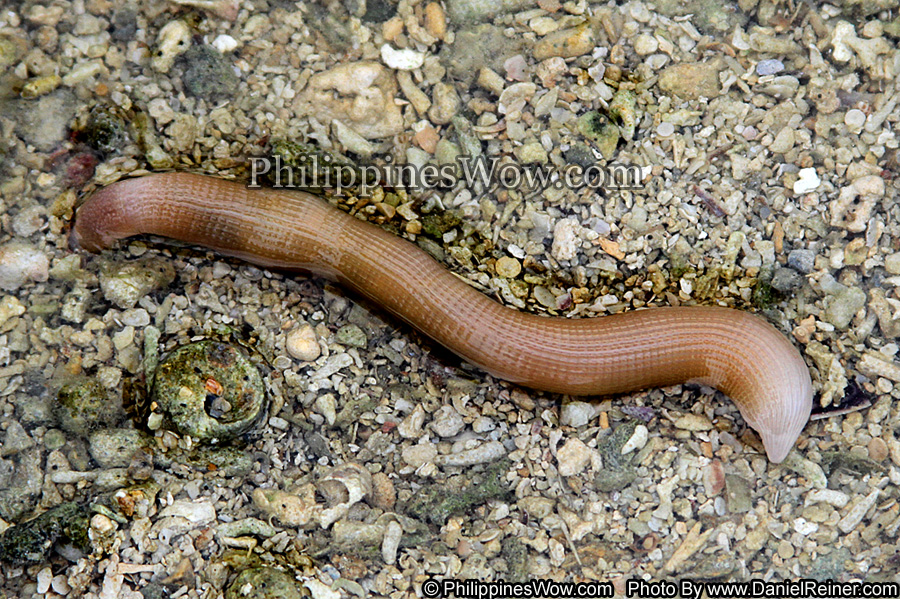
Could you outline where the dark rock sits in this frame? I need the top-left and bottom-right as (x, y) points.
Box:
(180, 46), (239, 101)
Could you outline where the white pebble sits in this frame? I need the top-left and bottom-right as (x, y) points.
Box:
(211, 34), (238, 53)
(0, 241), (49, 291)
(844, 108), (866, 133)
(560, 401), (598, 427)
(398, 404), (426, 438)
(97, 366), (122, 388)
(314, 394), (337, 426)
(656, 121), (675, 138)
(122, 308), (150, 327)
(551, 218), (582, 262)
(334, 119), (376, 157)
(381, 519), (402, 565)
(380, 44), (425, 70)
(51, 575), (71, 595)
(793, 167), (821, 194)
(645, 53), (669, 70)
(36, 567), (52, 594)
(311, 352), (353, 379)
(158, 499), (217, 524)
(62, 60), (105, 86)
(269, 416), (289, 430)
(305, 578), (341, 599)
(830, 21), (856, 62)
(621, 424), (649, 455)
(838, 489), (880, 533)
(793, 517), (819, 536)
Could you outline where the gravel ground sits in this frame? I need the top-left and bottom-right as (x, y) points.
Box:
(0, 0), (899, 597)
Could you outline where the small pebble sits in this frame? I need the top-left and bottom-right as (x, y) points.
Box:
(844, 109), (866, 133)
(658, 62), (721, 99)
(519, 496), (555, 519)
(770, 127), (795, 154)
(424, 2), (446, 40)
(532, 24), (595, 60)
(398, 404), (426, 439)
(530, 16), (559, 36)
(402, 443), (438, 467)
(314, 394), (336, 426)
(2, 417), (35, 456)
(0, 295), (26, 327)
(838, 489), (880, 533)
(633, 33), (658, 55)
(504, 55), (529, 82)
(514, 142), (548, 164)
(551, 219), (581, 261)
(770, 267), (804, 292)
(286, 323), (321, 361)
(476, 67), (505, 96)
(11, 205), (46, 237)
(50, 576), (71, 595)
(777, 539), (794, 559)
(428, 82), (460, 125)
(787, 249), (815, 274)
(99, 259), (175, 309)
(381, 520), (402, 565)
(782, 453), (827, 489)
(152, 20), (191, 73)
(382, 17), (403, 41)
(792, 167), (820, 194)
(805, 489), (850, 508)
(371, 472), (396, 510)
(656, 121), (675, 138)
(0, 241), (50, 291)
(824, 287), (866, 330)
(793, 517), (818, 536)
(868, 437), (888, 462)
(431, 405), (465, 437)
(498, 82), (536, 115)
(495, 256), (522, 278)
(211, 34), (238, 53)
(858, 352), (900, 384)
(703, 460), (726, 496)
(557, 437), (592, 476)
(672, 413), (713, 431)
(305, 578), (341, 599)
(559, 401), (598, 427)
(311, 352), (353, 379)
(434, 440), (505, 466)
(336, 323), (367, 348)
(159, 499), (216, 524)
(885, 253), (900, 275)
(756, 59), (784, 75)
(620, 424), (648, 455)
(380, 44), (425, 70)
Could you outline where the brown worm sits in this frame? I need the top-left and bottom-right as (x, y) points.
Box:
(72, 172), (813, 462)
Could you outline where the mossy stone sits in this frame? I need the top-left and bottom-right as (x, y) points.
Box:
(225, 567), (307, 599)
(151, 340), (267, 443)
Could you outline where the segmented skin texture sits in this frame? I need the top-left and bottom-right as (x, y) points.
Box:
(72, 172), (813, 462)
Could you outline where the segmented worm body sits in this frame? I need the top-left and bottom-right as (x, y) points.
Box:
(73, 173), (813, 462)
